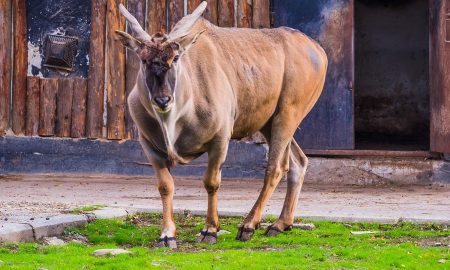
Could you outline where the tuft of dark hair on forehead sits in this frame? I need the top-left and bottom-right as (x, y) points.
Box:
(152, 32), (167, 43)
(140, 42), (177, 63)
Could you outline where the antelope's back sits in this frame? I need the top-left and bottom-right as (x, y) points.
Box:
(185, 19), (328, 138)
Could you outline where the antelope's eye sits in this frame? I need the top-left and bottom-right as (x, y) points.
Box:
(173, 55), (179, 63)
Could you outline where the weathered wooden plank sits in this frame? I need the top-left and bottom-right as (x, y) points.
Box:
(168, 0), (184, 31)
(147, 0), (167, 34)
(106, 0), (126, 139)
(86, 0), (107, 139)
(204, 0), (218, 25)
(56, 79), (74, 137)
(38, 79), (58, 137)
(125, 0), (144, 139)
(272, 0), (354, 149)
(430, 0), (450, 153)
(252, 0), (269, 28)
(187, 0), (202, 13)
(25, 76), (40, 136)
(237, 0), (252, 28)
(218, 0), (234, 27)
(12, 0), (27, 135)
(71, 78), (88, 138)
(0, 0), (11, 135)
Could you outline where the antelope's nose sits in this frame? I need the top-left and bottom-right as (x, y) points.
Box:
(154, 96), (171, 109)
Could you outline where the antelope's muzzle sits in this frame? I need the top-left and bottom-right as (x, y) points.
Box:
(153, 96), (172, 110)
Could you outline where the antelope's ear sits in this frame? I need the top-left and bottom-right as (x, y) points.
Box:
(177, 29), (206, 54)
(115, 30), (142, 52)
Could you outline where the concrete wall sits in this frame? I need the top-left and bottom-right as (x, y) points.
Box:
(1, 136), (449, 186)
(355, 0), (429, 146)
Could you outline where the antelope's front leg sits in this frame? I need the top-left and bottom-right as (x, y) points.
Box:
(154, 166), (177, 248)
(198, 141), (229, 244)
(139, 136), (177, 248)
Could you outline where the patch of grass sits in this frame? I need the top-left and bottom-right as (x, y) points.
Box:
(0, 213), (449, 269)
(69, 205), (106, 214)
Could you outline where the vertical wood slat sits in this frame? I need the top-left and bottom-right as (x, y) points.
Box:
(187, 0), (202, 14)
(56, 79), (74, 137)
(237, 0), (252, 28)
(0, 0), (12, 135)
(71, 78), (88, 138)
(188, 0), (220, 25)
(25, 76), (40, 136)
(203, 0), (218, 25)
(106, 0), (126, 139)
(147, 0), (167, 34)
(12, 0), (27, 135)
(252, 0), (269, 28)
(218, 0), (234, 27)
(125, 0), (145, 140)
(86, 0), (107, 139)
(39, 79), (58, 137)
(168, 0), (184, 31)
(430, 0), (450, 153)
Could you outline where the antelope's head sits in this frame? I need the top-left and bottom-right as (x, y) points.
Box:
(115, 2), (207, 113)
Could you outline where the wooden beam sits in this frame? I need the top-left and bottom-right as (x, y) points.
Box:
(11, 0), (27, 135)
(56, 79), (74, 137)
(125, 0), (144, 140)
(86, 0), (107, 139)
(218, 0), (234, 27)
(429, 0), (450, 153)
(187, 0), (202, 13)
(38, 79), (58, 137)
(204, 0), (218, 25)
(147, 0), (167, 35)
(303, 149), (439, 159)
(0, 0), (12, 135)
(237, 0), (252, 28)
(25, 76), (40, 136)
(168, 0), (184, 31)
(252, 0), (269, 28)
(106, 0), (126, 139)
(71, 78), (88, 138)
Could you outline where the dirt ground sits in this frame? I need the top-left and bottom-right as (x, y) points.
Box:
(0, 174), (449, 224)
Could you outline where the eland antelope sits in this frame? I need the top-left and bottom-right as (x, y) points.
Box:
(115, 1), (328, 248)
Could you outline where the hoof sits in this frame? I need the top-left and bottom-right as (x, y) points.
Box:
(236, 227), (255, 241)
(197, 230), (218, 244)
(156, 236), (177, 249)
(265, 224), (293, 237)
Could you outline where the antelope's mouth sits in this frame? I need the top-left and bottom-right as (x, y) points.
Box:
(153, 102), (174, 114)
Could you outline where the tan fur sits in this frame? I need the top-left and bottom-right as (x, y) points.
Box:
(119, 3), (327, 247)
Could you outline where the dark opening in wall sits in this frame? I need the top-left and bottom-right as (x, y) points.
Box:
(355, 0), (430, 150)
(27, 0), (91, 78)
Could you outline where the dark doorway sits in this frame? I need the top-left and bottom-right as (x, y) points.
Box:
(355, 0), (430, 150)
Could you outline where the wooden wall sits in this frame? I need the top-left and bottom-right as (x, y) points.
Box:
(0, 0), (270, 140)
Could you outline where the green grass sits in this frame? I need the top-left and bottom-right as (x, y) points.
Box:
(69, 205), (106, 214)
(0, 213), (449, 269)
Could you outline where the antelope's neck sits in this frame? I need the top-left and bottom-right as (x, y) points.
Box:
(153, 69), (194, 164)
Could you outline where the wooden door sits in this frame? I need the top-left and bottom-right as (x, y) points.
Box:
(430, 0), (450, 153)
(272, 0), (354, 149)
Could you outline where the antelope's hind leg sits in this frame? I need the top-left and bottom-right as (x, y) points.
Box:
(236, 110), (302, 241)
(198, 140), (229, 244)
(266, 140), (308, 237)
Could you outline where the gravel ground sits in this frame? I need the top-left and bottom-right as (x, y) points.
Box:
(1, 174), (449, 223)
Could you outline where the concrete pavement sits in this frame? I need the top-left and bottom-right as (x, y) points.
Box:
(1, 174), (449, 225)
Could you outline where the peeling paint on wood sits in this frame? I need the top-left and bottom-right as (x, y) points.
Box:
(272, 0), (354, 149)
